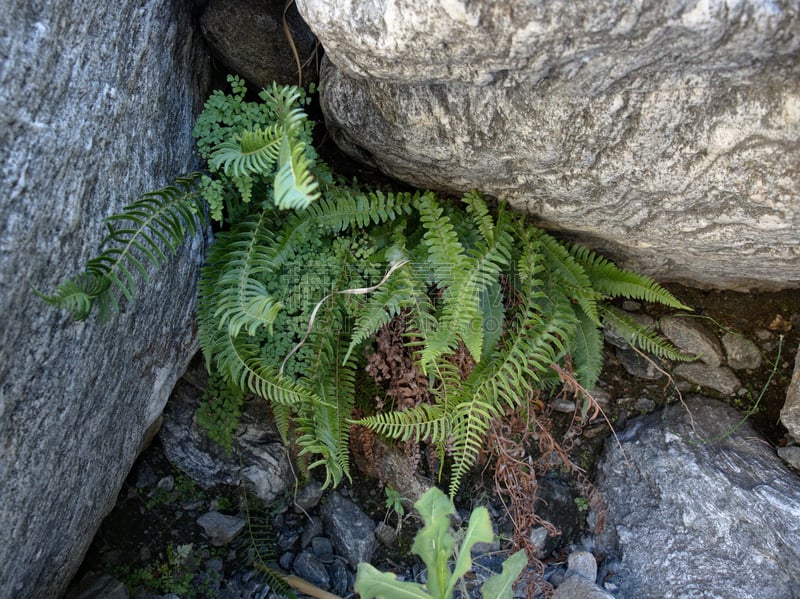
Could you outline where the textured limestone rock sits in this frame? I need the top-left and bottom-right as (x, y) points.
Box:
(0, 1), (209, 596)
(595, 396), (800, 598)
(297, 0), (800, 289)
(201, 0), (318, 88)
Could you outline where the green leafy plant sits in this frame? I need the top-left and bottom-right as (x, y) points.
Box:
(119, 543), (201, 597)
(42, 75), (691, 498)
(355, 486), (528, 599)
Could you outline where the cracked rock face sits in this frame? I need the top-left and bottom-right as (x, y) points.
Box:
(297, 0), (800, 289)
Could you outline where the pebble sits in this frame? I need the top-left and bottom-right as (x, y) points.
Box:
(321, 492), (377, 568)
(615, 347), (664, 380)
(566, 551), (597, 581)
(374, 521), (397, 548)
(295, 479), (325, 511)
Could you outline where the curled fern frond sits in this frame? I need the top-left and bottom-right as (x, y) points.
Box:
(34, 272), (111, 321)
(201, 210), (284, 339)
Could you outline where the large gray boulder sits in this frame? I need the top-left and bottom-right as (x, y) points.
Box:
(0, 1), (209, 597)
(297, 0), (800, 290)
(595, 396), (800, 598)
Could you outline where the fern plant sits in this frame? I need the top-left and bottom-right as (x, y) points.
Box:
(42, 75), (692, 497)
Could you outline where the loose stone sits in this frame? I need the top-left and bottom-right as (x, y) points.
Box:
(721, 332), (762, 370)
(673, 363), (741, 395)
(196, 511), (246, 546)
(659, 315), (724, 366)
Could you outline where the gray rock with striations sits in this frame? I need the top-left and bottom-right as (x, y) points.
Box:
(321, 492), (377, 569)
(0, 1), (209, 597)
(595, 395), (800, 598)
(297, 0), (800, 290)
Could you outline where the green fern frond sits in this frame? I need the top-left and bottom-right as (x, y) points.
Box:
(601, 305), (694, 361)
(417, 194), (468, 285)
(308, 188), (418, 233)
(41, 174), (204, 321)
(207, 328), (319, 408)
(201, 210), (284, 338)
(241, 490), (297, 599)
(34, 272), (111, 322)
(447, 396), (503, 498)
(343, 261), (430, 364)
(463, 190), (495, 244)
(571, 306), (605, 390)
(263, 83), (306, 133)
(533, 229), (601, 325)
(354, 403), (448, 444)
(195, 368), (246, 453)
(570, 245), (691, 310)
(273, 134), (320, 211)
(419, 198), (513, 369)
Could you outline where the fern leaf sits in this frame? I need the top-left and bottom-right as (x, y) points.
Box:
(40, 174), (204, 321)
(601, 306), (694, 361)
(307, 188), (417, 233)
(570, 245), (692, 310)
(343, 261), (430, 364)
(273, 134), (320, 210)
(206, 326), (319, 407)
(201, 210), (284, 338)
(571, 306), (605, 390)
(534, 229), (601, 325)
(447, 396), (503, 498)
(418, 196), (513, 369)
(355, 403), (448, 444)
(208, 126), (282, 179)
(463, 190), (495, 244)
(241, 490), (298, 599)
(34, 272), (111, 322)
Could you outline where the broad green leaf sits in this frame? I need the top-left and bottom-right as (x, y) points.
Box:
(354, 563), (431, 599)
(481, 550), (528, 599)
(445, 506), (495, 597)
(412, 488), (457, 598)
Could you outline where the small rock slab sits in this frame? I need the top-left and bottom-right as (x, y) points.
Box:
(721, 332), (762, 370)
(596, 396), (800, 598)
(197, 511), (246, 546)
(321, 492), (377, 569)
(160, 375), (292, 504)
(673, 363), (741, 395)
(659, 315), (724, 366)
